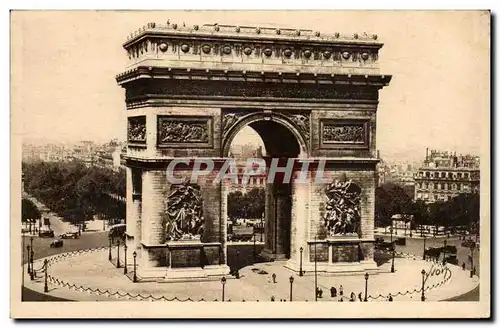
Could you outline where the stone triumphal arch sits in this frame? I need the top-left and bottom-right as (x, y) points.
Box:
(116, 22), (391, 279)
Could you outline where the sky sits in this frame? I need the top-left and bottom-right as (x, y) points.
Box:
(11, 11), (490, 162)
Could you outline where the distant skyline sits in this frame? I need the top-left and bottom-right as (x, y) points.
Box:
(12, 11), (489, 162)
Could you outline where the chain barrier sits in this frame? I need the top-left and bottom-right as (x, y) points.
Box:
(367, 260), (453, 301)
(47, 274), (214, 301)
(35, 246), (453, 302)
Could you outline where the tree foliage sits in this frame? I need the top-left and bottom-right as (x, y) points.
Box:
(22, 161), (126, 225)
(21, 198), (41, 223)
(375, 183), (413, 227)
(375, 181), (480, 232)
(227, 187), (265, 220)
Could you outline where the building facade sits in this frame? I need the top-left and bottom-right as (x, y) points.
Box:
(414, 149), (480, 203)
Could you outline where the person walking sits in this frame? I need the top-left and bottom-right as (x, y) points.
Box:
(339, 285), (344, 296)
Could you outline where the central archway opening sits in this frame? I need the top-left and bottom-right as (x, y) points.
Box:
(226, 117), (303, 261)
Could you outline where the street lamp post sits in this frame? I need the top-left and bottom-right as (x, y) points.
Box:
(421, 269), (426, 301)
(314, 242), (318, 301)
(442, 239), (447, 266)
(124, 244), (128, 274)
(390, 226), (395, 273)
(116, 239), (121, 268)
(22, 231), (25, 287)
(108, 236), (112, 261)
(30, 247), (35, 280)
(299, 246), (304, 276)
(235, 250), (240, 279)
(26, 245), (31, 275)
(423, 235), (427, 260)
(470, 244), (475, 278)
(221, 276), (226, 302)
(364, 273), (369, 302)
(289, 276), (294, 301)
(253, 232), (256, 262)
(133, 251), (138, 283)
(44, 259), (49, 293)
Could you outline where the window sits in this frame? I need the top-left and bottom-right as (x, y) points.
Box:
(429, 183), (434, 190)
(448, 196), (452, 201)
(448, 172), (453, 179)
(441, 172), (446, 178)
(458, 173), (462, 179)
(437, 183), (441, 190)
(444, 183), (448, 190)
(426, 171), (430, 178)
(422, 182), (427, 189)
(452, 184), (456, 190)
(464, 173), (469, 179)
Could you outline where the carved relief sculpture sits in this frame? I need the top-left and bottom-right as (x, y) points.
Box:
(165, 182), (204, 241)
(323, 179), (361, 236)
(158, 117), (209, 144)
(221, 110), (254, 137)
(282, 111), (310, 143)
(127, 116), (146, 143)
(323, 123), (365, 143)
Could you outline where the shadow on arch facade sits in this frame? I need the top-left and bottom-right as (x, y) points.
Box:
(116, 22), (392, 280)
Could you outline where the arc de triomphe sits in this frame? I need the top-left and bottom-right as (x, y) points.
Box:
(116, 22), (391, 279)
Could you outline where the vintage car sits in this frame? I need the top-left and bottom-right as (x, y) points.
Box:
(38, 229), (55, 238)
(461, 239), (476, 248)
(108, 223), (127, 241)
(61, 231), (79, 239)
(50, 238), (63, 248)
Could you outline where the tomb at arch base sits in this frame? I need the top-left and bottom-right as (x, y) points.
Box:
(284, 238), (380, 276)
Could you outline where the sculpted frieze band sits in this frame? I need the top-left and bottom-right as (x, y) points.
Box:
(125, 80), (379, 102)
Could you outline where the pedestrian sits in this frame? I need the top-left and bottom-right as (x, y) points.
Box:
(462, 263), (466, 270)
(339, 285), (344, 296)
(330, 286), (337, 298)
(388, 294), (393, 302)
(358, 292), (363, 302)
(339, 297), (344, 302)
(350, 292), (356, 302)
(271, 296), (275, 301)
(272, 273), (277, 283)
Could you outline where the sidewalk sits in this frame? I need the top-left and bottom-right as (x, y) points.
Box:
(25, 248), (479, 302)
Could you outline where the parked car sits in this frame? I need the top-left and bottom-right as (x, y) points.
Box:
(445, 254), (459, 265)
(50, 238), (63, 248)
(39, 229), (55, 238)
(375, 240), (395, 252)
(462, 239), (476, 248)
(109, 223), (126, 241)
(61, 231), (79, 239)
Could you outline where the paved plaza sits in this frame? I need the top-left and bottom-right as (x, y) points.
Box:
(25, 248), (479, 302)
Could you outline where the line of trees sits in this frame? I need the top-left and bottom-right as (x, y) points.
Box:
(22, 161), (126, 226)
(21, 198), (41, 231)
(375, 182), (480, 234)
(227, 188), (265, 221)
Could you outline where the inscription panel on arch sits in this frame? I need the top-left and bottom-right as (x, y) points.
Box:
(157, 115), (213, 148)
(319, 119), (370, 150)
